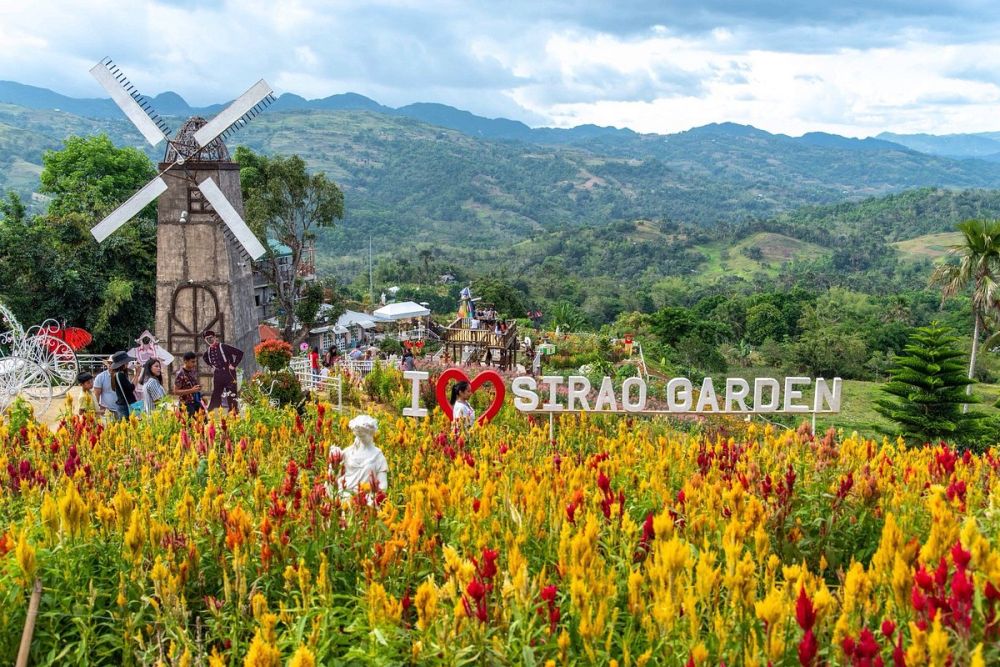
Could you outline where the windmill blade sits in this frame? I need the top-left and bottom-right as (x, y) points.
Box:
(91, 177), (168, 242)
(90, 58), (170, 146)
(197, 177), (266, 259)
(193, 80), (275, 148)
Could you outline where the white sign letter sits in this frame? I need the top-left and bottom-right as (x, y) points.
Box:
(540, 375), (564, 412)
(753, 378), (781, 412)
(725, 378), (750, 412)
(666, 378), (693, 411)
(594, 377), (618, 411)
(403, 370), (428, 417)
(621, 377), (647, 412)
(783, 377), (811, 412)
(812, 377), (842, 413)
(567, 375), (592, 411)
(512, 376), (539, 412)
(696, 377), (720, 412)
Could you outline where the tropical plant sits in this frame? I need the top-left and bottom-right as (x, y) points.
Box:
(931, 219), (1000, 409)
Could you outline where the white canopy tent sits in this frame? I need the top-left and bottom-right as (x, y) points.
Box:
(372, 301), (431, 321)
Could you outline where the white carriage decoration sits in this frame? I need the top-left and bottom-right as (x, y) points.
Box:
(0, 301), (80, 416)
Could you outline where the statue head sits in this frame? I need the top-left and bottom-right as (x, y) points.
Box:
(349, 415), (379, 441)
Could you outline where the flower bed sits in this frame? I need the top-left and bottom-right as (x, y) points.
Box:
(1, 407), (999, 664)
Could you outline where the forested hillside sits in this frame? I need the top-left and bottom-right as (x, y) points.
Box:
(4, 95), (1000, 257)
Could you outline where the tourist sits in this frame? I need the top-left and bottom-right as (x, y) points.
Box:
(309, 346), (321, 388)
(450, 380), (475, 429)
(401, 348), (415, 371)
(74, 372), (96, 416)
(349, 344), (364, 361)
(174, 351), (203, 417)
(139, 358), (168, 414)
(324, 346), (337, 368)
(202, 330), (243, 412)
(92, 356), (121, 420)
(110, 351), (140, 418)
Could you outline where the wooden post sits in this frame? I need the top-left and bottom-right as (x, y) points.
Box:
(16, 578), (43, 667)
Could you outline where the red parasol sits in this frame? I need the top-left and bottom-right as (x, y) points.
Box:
(44, 326), (93, 351)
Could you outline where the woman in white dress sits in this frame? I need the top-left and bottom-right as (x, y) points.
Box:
(450, 380), (475, 430)
(139, 358), (168, 414)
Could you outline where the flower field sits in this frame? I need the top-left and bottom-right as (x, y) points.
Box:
(3, 404), (1000, 665)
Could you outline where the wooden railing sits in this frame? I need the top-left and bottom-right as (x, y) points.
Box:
(442, 318), (518, 349)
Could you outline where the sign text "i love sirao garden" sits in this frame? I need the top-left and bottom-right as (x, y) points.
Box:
(400, 369), (842, 426)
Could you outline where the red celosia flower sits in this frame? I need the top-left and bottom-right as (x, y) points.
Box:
(796, 587), (816, 631)
(914, 566), (933, 591)
(798, 629), (818, 666)
(881, 619), (895, 638)
(951, 542), (972, 570)
(466, 580), (486, 601)
(478, 549), (498, 580)
(541, 585), (558, 603)
(597, 471), (611, 495)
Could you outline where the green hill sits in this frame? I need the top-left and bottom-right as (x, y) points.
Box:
(5, 101), (1000, 258)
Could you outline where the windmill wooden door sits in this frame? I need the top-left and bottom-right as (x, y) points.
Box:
(168, 284), (224, 387)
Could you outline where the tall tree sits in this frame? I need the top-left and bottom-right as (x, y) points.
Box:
(0, 136), (157, 351)
(874, 322), (982, 448)
(234, 147), (344, 343)
(931, 219), (1000, 410)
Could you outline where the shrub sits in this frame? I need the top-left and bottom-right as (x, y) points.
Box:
(244, 369), (304, 408)
(254, 339), (293, 372)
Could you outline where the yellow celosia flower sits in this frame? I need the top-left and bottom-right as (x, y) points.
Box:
(287, 645), (315, 667)
(243, 634), (280, 667)
(15, 530), (36, 583)
(208, 648), (226, 667)
(124, 509), (146, 561)
(59, 480), (87, 535)
(754, 587), (784, 629)
(927, 612), (949, 667)
(414, 578), (438, 631)
(40, 493), (59, 540)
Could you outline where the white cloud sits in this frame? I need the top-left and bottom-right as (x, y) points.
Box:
(1, 0), (1000, 136)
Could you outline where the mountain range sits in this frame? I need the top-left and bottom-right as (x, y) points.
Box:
(4, 79), (1000, 261)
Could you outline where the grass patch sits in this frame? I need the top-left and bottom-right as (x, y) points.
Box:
(892, 232), (961, 262)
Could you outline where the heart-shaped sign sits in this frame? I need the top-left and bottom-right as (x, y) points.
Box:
(435, 368), (506, 426)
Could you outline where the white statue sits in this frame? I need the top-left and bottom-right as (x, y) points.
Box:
(328, 415), (388, 501)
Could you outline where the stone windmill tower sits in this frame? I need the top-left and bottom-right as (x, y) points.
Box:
(87, 58), (274, 389)
(154, 118), (259, 386)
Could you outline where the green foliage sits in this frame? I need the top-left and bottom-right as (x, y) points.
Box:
(548, 302), (588, 332)
(364, 361), (405, 404)
(472, 275), (527, 319)
(244, 370), (305, 408)
(0, 135), (157, 351)
(235, 146), (344, 341)
(254, 339), (293, 372)
(39, 134), (156, 219)
(378, 337), (403, 355)
(874, 323), (983, 448)
(294, 283), (325, 332)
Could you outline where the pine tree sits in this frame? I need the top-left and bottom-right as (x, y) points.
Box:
(874, 322), (983, 447)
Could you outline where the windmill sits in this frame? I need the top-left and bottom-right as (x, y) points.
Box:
(89, 57), (269, 260)
(89, 57), (274, 387)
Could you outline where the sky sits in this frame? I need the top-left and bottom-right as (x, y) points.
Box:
(2, 0), (1000, 137)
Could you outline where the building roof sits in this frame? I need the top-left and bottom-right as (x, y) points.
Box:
(258, 324), (281, 341)
(373, 301), (432, 321)
(267, 239), (293, 256)
(337, 310), (379, 329)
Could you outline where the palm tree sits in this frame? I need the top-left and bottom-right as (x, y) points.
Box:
(930, 219), (1000, 410)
